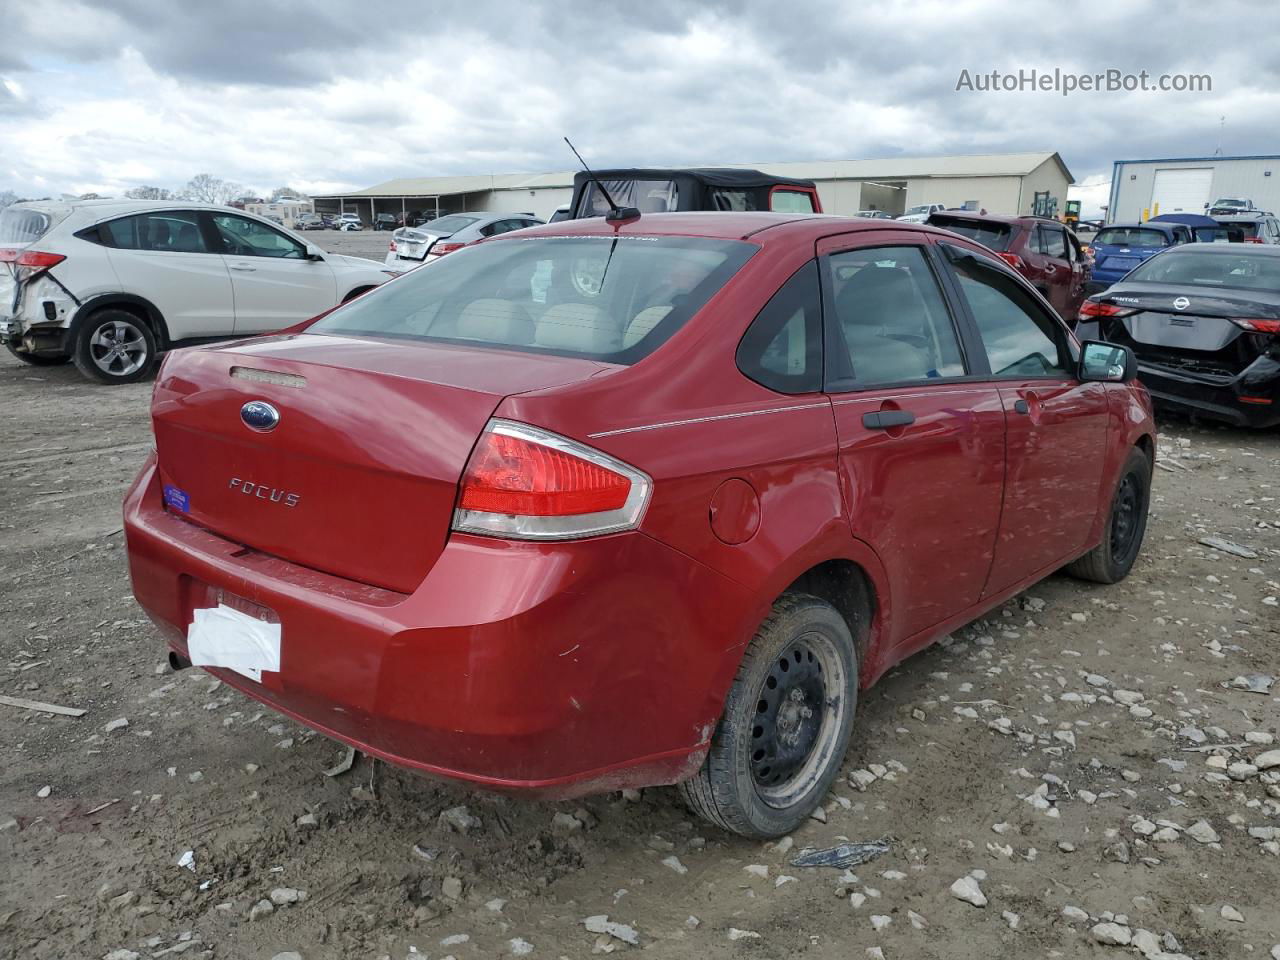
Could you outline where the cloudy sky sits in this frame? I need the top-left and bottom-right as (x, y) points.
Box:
(3, 0), (1278, 215)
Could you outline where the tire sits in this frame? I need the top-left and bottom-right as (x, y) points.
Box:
(72, 308), (159, 385)
(679, 593), (860, 839)
(5, 342), (69, 366)
(1065, 446), (1151, 584)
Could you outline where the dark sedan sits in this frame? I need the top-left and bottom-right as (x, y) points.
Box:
(1077, 244), (1280, 427)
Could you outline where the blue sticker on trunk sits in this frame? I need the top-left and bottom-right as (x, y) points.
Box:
(163, 484), (190, 513)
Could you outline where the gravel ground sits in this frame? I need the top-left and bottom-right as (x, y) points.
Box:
(0, 351), (1278, 960)
(316, 230), (396, 262)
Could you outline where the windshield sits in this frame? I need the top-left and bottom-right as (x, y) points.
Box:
(0, 204), (70, 246)
(1213, 199), (1247, 208)
(1193, 226), (1232, 243)
(1094, 228), (1169, 248)
(1221, 221), (1260, 240)
(575, 180), (679, 218)
(310, 235), (756, 364)
(904, 205), (931, 216)
(1125, 251), (1280, 289)
(931, 217), (1012, 251)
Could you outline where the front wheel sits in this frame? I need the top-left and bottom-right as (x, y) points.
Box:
(1065, 446), (1151, 584)
(72, 309), (159, 385)
(679, 594), (859, 839)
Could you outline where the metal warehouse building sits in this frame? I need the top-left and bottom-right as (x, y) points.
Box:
(313, 151), (1072, 223)
(1107, 154), (1280, 223)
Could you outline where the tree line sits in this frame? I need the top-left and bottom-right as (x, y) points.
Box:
(0, 176), (307, 209)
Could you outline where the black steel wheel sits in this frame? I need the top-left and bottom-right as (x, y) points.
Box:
(679, 593), (860, 839)
(1066, 445), (1151, 584)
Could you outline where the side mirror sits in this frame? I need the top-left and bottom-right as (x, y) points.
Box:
(305, 244), (324, 261)
(1079, 340), (1137, 383)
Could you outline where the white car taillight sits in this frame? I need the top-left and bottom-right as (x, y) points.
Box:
(451, 420), (652, 540)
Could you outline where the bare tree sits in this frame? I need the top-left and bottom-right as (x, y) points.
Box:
(182, 174), (242, 207)
(0, 189), (18, 209)
(125, 185), (173, 200)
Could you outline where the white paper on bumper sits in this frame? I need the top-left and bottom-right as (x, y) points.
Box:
(186, 604), (281, 683)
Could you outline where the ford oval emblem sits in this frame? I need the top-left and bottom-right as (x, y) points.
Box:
(240, 400), (280, 432)
(1173, 296), (1190, 311)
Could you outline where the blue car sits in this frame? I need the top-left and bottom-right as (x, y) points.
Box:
(1085, 221), (1192, 294)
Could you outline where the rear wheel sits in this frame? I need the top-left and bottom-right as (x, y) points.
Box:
(1066, 446), (1151, 584)
(679, 594), (859, 839)
(5, 343), (69, 366)
(72, 309), (159, 385)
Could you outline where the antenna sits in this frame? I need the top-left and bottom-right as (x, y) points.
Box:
(564, 137), (640, 222)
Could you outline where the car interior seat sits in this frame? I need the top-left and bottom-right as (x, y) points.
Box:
(536, 302), (620, 354)
(455, 299), (535, 344)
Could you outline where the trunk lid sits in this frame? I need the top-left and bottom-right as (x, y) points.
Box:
(1097, 284), (1280, 377)
(152, 333), (614, 593)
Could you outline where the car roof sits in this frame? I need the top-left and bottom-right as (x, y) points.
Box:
(1215, 213), (1273, 222)
(494, 211), (943, 245)
(928, 211), (1032, 226)
(1157, 241), (1280, 256)
(1097, 221), (1179, 233)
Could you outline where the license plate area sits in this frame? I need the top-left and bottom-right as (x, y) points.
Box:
(186, 583), (281, 683)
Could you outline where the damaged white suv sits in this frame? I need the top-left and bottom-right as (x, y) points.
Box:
(0, 199), (390, 384)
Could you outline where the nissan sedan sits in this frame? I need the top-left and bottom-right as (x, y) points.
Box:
(124, 212), (1155, 838)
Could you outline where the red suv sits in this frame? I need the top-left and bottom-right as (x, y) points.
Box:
(928, 212), (1090, 323)
(124, 213), (1155, 838)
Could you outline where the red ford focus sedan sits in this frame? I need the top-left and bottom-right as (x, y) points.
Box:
(124, 212), (1155, 838)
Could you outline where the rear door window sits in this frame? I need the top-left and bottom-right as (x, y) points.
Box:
(102, 211), (209, 253)
(736, 261), (822, 393)
(949, 258), (1070, 378)
(825, 245), (967, 386)
(1037, 225), (1067, 258)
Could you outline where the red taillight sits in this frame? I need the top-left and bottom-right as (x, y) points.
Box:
(452, 420), (651, 540)
(388, 240), (397, 252)
(1078, 300), (1136, 319)
(433, 241), (464, 255)
(17, 251), (66, 269)
(1231, 318), (1280, 334)
(1243, 236), (1264, 244)
(997, 253), (1024, 270)
(1084, 246), (1095, 258)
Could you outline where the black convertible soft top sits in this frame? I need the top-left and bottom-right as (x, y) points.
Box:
(574, 167), (819, 190)
(569, 167), (821, 218)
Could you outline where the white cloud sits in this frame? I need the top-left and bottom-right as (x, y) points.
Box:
(1, 1), (1277, 201)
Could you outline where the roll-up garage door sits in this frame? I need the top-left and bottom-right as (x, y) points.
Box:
(1150, 168), (1213, 214)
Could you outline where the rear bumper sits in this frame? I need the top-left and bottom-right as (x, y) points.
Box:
(1136, 356), (1280, 427)
(123, 457), (751, 797)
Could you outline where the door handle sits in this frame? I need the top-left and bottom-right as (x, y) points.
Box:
(1013, 399), (1030, 415)
(862, 410), (916, 430)
(230, 264), (257, 272)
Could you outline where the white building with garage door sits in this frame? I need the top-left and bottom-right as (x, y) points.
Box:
(1107, 154), (1280, 222)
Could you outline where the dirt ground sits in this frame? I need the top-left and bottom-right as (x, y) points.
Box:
(1, 349), (1277, 960)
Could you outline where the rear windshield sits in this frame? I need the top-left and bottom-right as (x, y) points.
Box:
(0, 205), (70, 245)
(310, 235), (756, 364)
(1194, 227), (1233, 243)
(1220, 221), (1260, 240)
(1125, 251), (1280, 289)
(417, 215), (478, 235)
(1094, 228), (1169, 248)
(575, 180), (679, 217)
(930, 217), (1013, 252)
